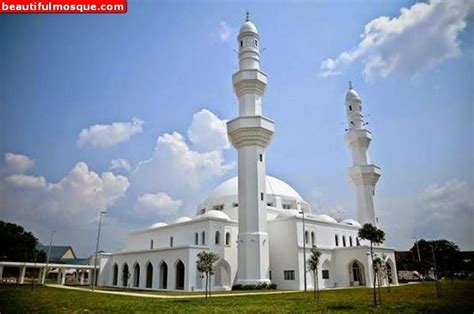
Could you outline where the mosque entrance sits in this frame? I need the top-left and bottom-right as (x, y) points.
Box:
(175, 260), (185, 290)
(350, 261), (365, 286)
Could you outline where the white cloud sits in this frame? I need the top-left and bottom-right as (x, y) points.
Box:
(380, 179), (474, 250)
(188, 109), (229, 152)
(78, 117), (143, 148)
(0, 158), (130, 255)
(4, 174), (46, 189)
(131, 109), (234, 216)
(319, 0), (474, 80)
(218, 21), (232, 42)
(135, 192), (182, 216)
(5, 153), (35, 173)
(110, 159), (132, 172)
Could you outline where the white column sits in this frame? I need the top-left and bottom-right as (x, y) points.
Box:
(80, 270), (85, 285)
(60, 268), (66, 285)
(19, 266), (26, 284)
(57, 269), (62, 284)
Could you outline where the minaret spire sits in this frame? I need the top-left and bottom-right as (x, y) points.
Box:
(246, 11), (250, 22)
(345, 86), (381, 225)
(227, 18), (273, 285)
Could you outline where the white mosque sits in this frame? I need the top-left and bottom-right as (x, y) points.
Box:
(96, 17), (398, 291)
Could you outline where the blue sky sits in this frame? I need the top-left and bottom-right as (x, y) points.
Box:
(1, 0), (473, 256)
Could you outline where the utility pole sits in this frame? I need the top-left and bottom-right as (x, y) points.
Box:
(92, 211), (106, 291)
(42, 230), (55, 285)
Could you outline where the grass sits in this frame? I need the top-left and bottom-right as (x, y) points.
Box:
(0, 280), (473, 313)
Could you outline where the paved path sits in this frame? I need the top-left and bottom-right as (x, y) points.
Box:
(46, 283), (412, 299)
(45, 284), (300, 299)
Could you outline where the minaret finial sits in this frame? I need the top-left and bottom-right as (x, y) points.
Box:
(246, 11), (250, 22)
(349, 80), (352, 90)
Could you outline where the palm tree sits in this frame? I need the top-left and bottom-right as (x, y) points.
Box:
(358, 223), (385, 306)
(307, 245), (322, 300)
(196, 251), (219, 299)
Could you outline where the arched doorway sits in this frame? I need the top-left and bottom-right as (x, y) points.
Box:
(321, 260), (333, 288)
(349, 260), (365, 286)
(214, 259), (231, 288)
(112, 264), (118, 286)
(122, 263), (129, 287)
(146, 262), (153, 288)
(159, 261), (168, 289)
(175, 260), (185, 290)
(133, 263), (140, 288)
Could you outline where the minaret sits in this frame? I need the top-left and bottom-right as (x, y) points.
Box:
(227, 14), (273, 285)
(345, 82), (381, 226)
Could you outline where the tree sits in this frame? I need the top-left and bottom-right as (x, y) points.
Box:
(409, 239), (462, 279)
(0, 221), (46, 262)
(196, 251), (219, 299)
(372, 255), (384, 304)
(358, 223), (385, 306)
(307, 245), (322, 300)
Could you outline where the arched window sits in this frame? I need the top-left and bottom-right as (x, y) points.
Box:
(349, 105), (352, 111)
(356, 237), (361, 246)
(335, 235), (339, 247)
(225, 232), (231, 245)
(133, 263), (140, 287)
(215, 231), (220, 245)
(150, 239), (154, 249)
(170, 237), (174, 247)
(201, 231), (206, 245)
(122, 263), (129, 287)
(146, 262), (153, 288)
(349, 236), (353, 247)
(305, 231), (309, 244)
(112, 264), (118, 286)
(194, 232), (199, 245)
(175, 260), (185, 290)
(159, 261), (168, 289)
(311, 232), (315, 245)
(343, 236), (346, 247)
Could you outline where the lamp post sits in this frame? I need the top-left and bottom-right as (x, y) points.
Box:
(299, 210), (307, 292)
(42, 230), (55, 285)
(92, 211), (106, 291)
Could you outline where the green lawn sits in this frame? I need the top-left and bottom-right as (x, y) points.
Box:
(1, 281), (473, 313)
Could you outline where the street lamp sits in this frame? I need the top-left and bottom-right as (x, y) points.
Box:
(92, 211), (106, 291)
(42, 230), (55, 285)
(299, 209), (307, 292)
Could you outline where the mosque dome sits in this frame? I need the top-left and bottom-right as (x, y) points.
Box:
(276, 209), (300, 219)
(205, 176), (303, 203)
(312, 214), (338, 224)
(239, 21), (258, 34)
(197, 210), (231, 220)
(345, 88), (361, 103)
(340, 219), (362, 228)
(149, 222), (167, 228)
(172, 216), (192, 224)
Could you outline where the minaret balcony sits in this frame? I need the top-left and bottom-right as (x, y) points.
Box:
(227, 116), (274, 149)
(232, 69), (267, 96)
(347, 165), (381, 185)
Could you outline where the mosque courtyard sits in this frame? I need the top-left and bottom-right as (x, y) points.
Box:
(1, 280), (473, 313)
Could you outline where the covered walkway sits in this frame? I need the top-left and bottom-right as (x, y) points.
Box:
(0, 261), (97, 285)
